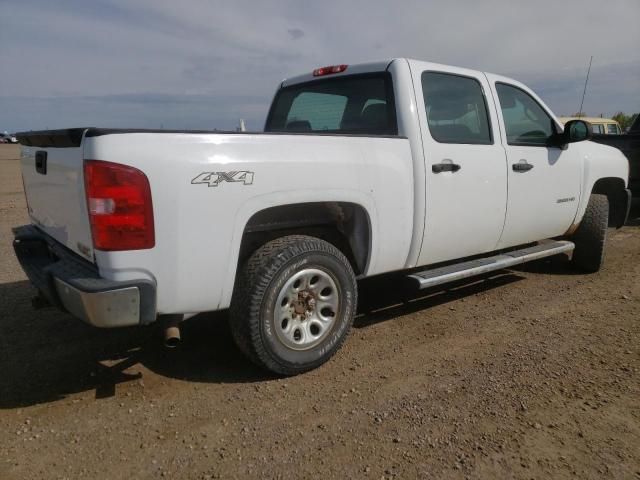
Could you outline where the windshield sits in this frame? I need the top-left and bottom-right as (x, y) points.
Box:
(265, 73), (397, 135)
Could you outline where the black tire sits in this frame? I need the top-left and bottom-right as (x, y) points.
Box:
(571, 194), (609, 272)
(229, 235), (357, 375)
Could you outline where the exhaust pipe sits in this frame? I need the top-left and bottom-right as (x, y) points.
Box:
(161, 314), (182, 348)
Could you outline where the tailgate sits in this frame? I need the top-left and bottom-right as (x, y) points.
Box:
(18, 129), (94, 261)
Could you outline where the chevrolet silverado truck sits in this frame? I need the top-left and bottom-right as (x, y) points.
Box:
(14, 59), (631, 375)
(590, 113), (640, 196)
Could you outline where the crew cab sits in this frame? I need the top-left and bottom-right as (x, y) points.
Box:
(14, 59), (631, 375)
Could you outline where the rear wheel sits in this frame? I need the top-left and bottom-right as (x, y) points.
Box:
(229, 235), (357, 375)
(571, 194), (609, 272)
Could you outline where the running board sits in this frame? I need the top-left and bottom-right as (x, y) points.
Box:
(408, 240), (575, 290)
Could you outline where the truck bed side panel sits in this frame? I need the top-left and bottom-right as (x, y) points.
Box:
(84, 133), (414, 314)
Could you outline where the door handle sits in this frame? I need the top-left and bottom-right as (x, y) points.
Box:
(512, 161), (534, 172)
(432, 162), (461, 173)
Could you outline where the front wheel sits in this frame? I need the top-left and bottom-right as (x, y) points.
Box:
(229, 235), (357, 375)
(571, 194), (609, 273)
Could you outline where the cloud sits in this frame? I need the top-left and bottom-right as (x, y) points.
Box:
(287, 28), (305, 40)
(0, 94), (267, 131)
(0, 0), (638, 131)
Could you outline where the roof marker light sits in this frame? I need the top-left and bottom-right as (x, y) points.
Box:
(312, 64), (348, 77)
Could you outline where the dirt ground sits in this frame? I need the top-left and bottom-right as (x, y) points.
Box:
(0, 143), (638, 479)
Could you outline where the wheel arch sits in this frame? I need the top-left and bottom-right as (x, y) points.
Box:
(218, 196), (377, 310)
(237, 201), (372, 275)
(591, 177), (630, 228)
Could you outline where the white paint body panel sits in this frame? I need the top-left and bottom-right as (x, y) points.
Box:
(408, 60), (509, 265)
(572, 140), (629, 224)
(85, 133), (414, 313)
(484, 74), (583, 248)
(18, 58), (629, 321)
(386, 59), (426, 267)
(20, 145), (94, 261)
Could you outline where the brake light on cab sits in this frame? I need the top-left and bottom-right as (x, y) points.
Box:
(312, 64), (348, 77)
(83, 160), (155, 251)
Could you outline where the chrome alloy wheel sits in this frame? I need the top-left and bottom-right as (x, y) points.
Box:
(274, 268), (340, 350)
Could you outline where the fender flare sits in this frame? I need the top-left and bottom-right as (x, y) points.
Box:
(217, 189), (378, 310)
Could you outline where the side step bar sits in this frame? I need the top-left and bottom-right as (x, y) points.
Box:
(408, 240), (575, 290)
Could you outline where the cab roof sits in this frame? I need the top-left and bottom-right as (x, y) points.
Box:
(281, 59), (395, 88)
(280, 58), (520, 89)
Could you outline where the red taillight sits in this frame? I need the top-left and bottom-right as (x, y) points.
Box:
(83, 160), (155, 251)
(312, 64), (348, 77)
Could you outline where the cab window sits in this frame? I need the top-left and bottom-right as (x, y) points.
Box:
(266, 73), (397, 135)
(421, 72), (492, 144)
(591, 123), (604, 134)
(496, 83), (556, 146)
(286, 93), (348, 131)
(607, 123), (620, 134)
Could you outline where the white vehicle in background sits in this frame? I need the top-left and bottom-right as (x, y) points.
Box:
(1, 131), (18, 143)
(14, 59), (631, 375)
(559, 116), (622, 135)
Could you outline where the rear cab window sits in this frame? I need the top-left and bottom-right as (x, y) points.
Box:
(265, 73), (397, 135)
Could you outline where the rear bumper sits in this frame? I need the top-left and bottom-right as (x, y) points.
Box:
(12, 225), (156, 327)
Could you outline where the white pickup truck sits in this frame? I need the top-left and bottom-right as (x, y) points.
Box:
(14, 58), (631, 375)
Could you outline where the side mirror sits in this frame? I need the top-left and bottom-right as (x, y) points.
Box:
(563, 119), (593, 143)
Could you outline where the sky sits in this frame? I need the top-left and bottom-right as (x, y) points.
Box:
(0, 0), (639, 132)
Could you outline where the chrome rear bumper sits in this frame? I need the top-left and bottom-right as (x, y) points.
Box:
(13, 224), (156, 328)
(53, 278), (142, 327)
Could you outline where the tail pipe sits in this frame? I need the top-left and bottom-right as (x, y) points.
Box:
(161, 314), (182, 348)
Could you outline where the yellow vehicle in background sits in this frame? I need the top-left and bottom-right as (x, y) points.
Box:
(559, 116), (622, 135)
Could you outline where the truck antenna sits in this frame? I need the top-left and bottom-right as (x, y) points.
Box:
(577, 56), (593, 118)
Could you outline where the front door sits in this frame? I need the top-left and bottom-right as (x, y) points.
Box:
(486, 78), (581, 249)
(412, 65), (508, 266)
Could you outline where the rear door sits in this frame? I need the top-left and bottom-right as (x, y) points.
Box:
(410, 63), (508, 266)
(486, 77), (581, 249)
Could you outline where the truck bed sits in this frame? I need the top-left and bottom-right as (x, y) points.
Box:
(16, 127), (414, 315)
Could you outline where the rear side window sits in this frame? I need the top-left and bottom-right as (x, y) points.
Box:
(421, 72), (492, 145)
(591, 123), (604, 134)
(496, 83), (556, 146)
(265, 73), (397, 135)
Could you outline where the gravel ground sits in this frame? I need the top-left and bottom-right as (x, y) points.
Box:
(0, 143), (638, 479)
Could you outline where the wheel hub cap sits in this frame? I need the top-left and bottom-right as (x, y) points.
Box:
(274, 268), (340, 351)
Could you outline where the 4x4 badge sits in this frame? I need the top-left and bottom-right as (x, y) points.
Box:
(191, 171), (254, 187)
